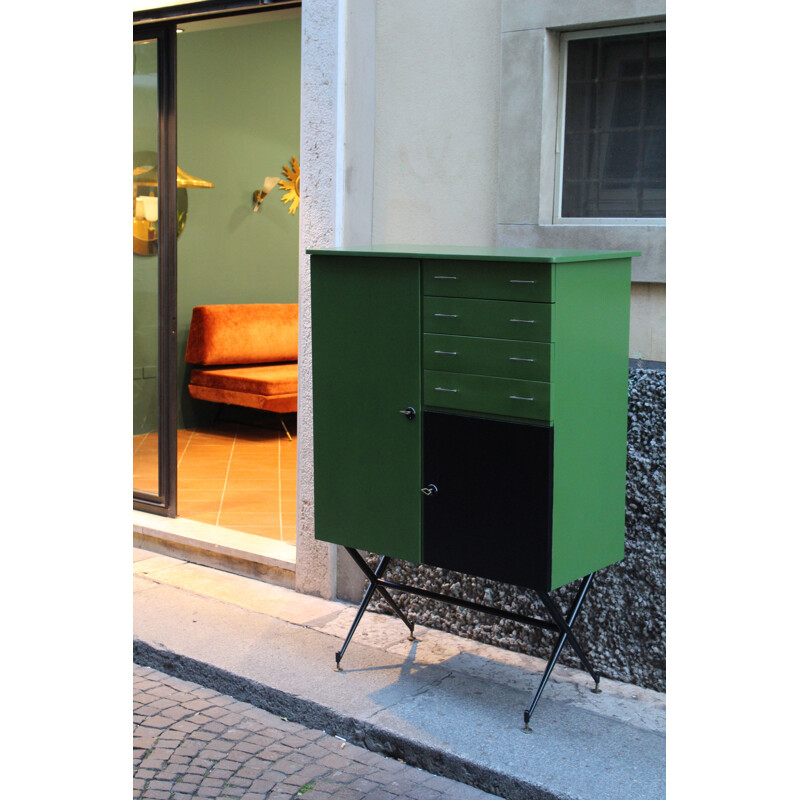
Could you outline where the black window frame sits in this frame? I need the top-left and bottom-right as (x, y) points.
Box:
(133, 22), (179, 516)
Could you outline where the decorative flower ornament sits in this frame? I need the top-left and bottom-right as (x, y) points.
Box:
(278, 157), (300, 215)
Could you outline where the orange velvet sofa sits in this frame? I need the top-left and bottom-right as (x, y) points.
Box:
(185, 303), (298, 416)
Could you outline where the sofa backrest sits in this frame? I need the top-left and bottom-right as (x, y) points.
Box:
(185, 303), (299, 365)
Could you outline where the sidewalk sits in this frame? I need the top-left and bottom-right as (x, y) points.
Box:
(133, 547), (666, 800)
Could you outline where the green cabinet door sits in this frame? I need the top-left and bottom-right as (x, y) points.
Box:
(310, 256), (423, 562)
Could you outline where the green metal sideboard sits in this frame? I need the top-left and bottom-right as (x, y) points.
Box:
(308, 245), (639, 727)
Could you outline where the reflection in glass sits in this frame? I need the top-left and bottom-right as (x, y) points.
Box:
(133, 158), (210, 256)
(133, 38), (160, 495)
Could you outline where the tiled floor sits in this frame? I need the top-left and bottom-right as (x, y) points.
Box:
(132, 420), (297, 545)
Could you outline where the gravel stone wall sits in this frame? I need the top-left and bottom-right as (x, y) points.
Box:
(367, 368), (666, 692)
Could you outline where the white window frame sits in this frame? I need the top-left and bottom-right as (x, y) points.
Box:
(553, 21), (666, 226)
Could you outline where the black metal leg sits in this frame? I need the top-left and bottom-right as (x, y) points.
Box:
(332, 549), (603, 730)
(335, 549), (416, 670)
(536, 588), (599, 683)
(335, 555), (390, 670)
(345, 548), (416, 637)
(523, 573), (598, 730)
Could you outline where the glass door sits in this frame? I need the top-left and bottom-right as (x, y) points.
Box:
(133, 25), (178, 515)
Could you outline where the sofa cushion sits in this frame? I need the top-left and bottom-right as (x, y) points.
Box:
(185, 303), (298, 365)
(189, 363), (298, 396)
(188, 363), (298, 413)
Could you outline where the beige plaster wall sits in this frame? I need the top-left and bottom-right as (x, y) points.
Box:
(497, 0), (666, 362)
(370, 0), (665, 362)
(372, 0), (502, 246)
(630, 283), (666, 363)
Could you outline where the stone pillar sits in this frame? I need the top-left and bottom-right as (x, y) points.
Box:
(295, 0), (378, 599)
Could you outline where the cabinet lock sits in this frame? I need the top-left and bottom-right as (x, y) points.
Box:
(421, 484), (438, 496)
(399, 406), (416, 420)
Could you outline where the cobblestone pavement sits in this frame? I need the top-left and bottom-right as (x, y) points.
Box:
(133, 664), (499, 800)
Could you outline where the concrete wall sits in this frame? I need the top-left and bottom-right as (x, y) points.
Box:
(372, 1), (501, 247)
(498, 0), (667, 360)
(368, 0), (666, 359)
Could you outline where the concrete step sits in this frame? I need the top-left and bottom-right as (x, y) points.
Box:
(133, 510), (296, 588)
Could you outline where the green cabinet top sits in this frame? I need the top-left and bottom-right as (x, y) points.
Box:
(307, 244), (640, 263)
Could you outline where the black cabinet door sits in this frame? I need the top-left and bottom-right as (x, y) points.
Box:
(422, 412), (553, 591)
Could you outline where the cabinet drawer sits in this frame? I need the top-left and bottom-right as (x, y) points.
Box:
(423, 260), (553, 302)
(424, 370), (551, 421)
(423, 297), (552, 341)
(423, 334), (552, 382)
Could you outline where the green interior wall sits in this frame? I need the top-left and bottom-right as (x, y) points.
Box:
(177, 15), (301, 428)
(133, 12), (301, 434)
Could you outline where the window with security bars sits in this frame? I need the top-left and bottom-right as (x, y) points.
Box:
(561, 29), (665, 219)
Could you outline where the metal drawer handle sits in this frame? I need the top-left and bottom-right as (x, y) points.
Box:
(434, 313), (459, 318)
(434, 350), (458, 356)
(509, 318), (536, 324)
(398, 407), (416, 420)
(510, 395), (535, 402)
(434, 275), (458, 280)
(435, 387), (458, 393)
(509, 357), (535, 362)
(509, 279), (537, 284)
